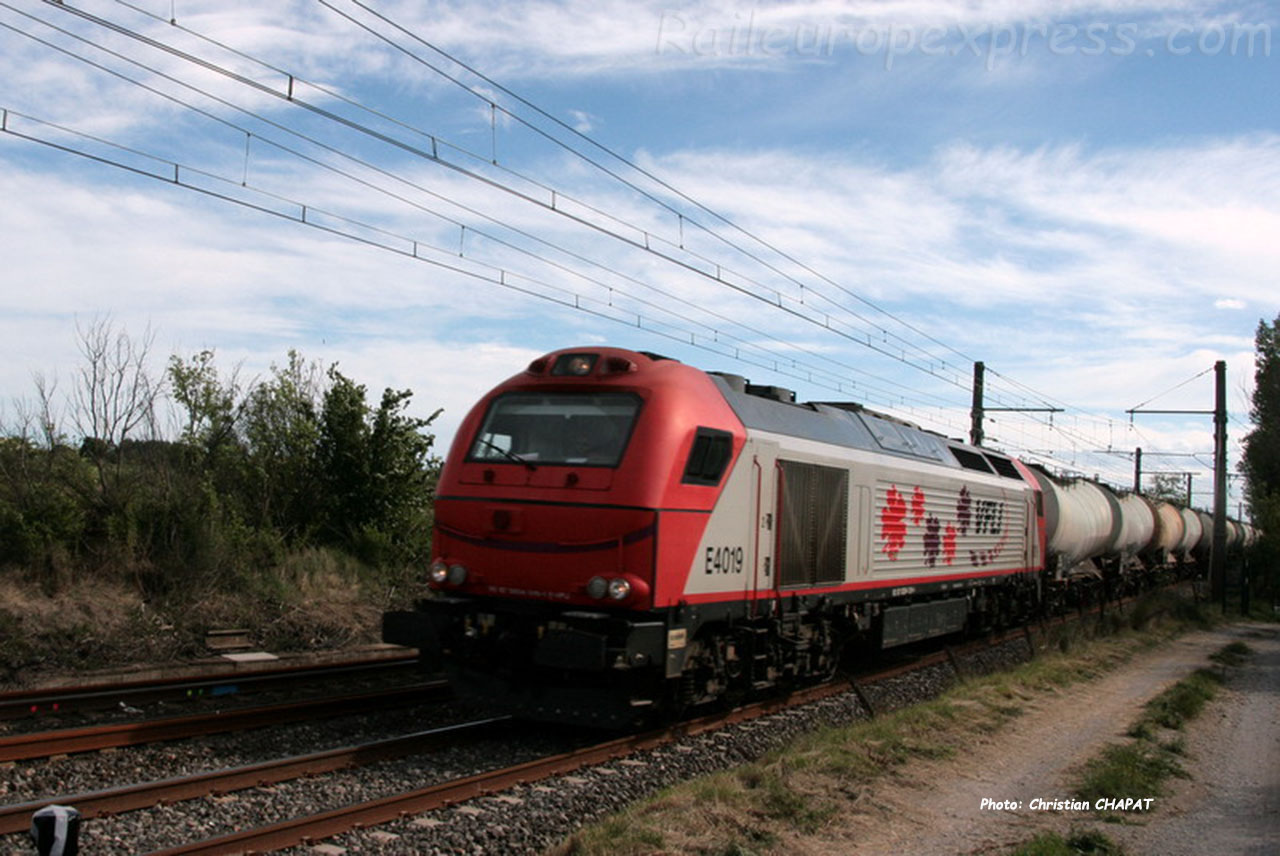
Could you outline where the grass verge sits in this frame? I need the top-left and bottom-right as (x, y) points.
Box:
(553, 593), (1215, 856)
(1010, 829), (1127, 855)
(0, 549), (430, 687)
(1074, 641), (1251, 813)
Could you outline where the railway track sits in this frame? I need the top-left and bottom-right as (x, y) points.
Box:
(0, 651), (420, 721)
(4, 626), (1037, 852)
(109, 681), (856, 856)
(0, 590), (1171, 854)
(0, 717), (509, 836)
(0, 682), (449, 762)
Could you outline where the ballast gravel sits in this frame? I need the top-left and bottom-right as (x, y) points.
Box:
(1, 699), (483, 806)
(0, 639), (1036, 855)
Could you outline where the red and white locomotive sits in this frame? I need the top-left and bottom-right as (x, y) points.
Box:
(383, 346), (1231, 726)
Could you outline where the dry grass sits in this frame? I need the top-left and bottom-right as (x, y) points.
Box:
(0, 547), (413, 689)
(0, 571), (176, 686)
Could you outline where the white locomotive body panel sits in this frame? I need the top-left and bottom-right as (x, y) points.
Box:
(686, 417), (1039, 601)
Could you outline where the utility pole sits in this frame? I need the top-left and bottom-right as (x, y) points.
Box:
(970, 361), (985, 446)
(969, 361), (1062, 447)
(1212, 360), (1228, 610)
(1100, 447), (1208, 493)
(1127, 360), (1228, 609)
(1121, 449), (1211, 497)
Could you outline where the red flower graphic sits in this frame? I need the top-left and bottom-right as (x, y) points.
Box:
(881, 486), (908, 560)
(943, 523), (958, 565)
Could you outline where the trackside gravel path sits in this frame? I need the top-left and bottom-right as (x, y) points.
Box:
(1109, 621), (1280, 856)
(792, 622), (1280, 856)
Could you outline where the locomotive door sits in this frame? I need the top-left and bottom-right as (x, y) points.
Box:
(748, 439), (781, 614)
(1025, 495), (1041, 571)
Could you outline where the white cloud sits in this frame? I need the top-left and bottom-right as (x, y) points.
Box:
(2, 0), (1271, 514)
(349, 0), (1277, 78)
(567, 110), (595, 133)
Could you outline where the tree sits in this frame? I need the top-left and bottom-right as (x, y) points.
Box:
(1241, 315), (1280, 499)
(1148, 472), (1192, 505)
(317, 367), (371, 539)
(168, 349), (245, 468)
(316, 366), (441, 563)
(364, 385), (441, 560)
(1239, 314), (1280, 603)
(51, 318), (168, 576)
(2, 329), (445, 594)
(67, 316), (163, 497)
(240, 350), (323, 541)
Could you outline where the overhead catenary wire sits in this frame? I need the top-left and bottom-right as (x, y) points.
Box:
(982, 361), (1242, 487)
(12, 0), (979, 413)
(37, 0), (978, 396)
(73, 0), (1122, 424)
(1127, 365), (1216, 414)
(2, 104), (982, 436)
(2, 1), (1252, 506)
(315, 0), (1220, 442)
(322, 0), (986, 377)
(3, 3), (958, 412)
(304, 0), (988, 390)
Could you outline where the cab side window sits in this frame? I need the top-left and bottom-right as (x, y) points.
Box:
(682, 427), (733, 485)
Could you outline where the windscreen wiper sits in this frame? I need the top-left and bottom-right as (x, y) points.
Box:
(476, 438), (537, 471)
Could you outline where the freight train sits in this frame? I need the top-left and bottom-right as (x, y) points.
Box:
(383, 346), (1255, 727)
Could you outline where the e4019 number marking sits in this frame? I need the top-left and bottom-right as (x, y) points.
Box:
(705, 546), (745, 574)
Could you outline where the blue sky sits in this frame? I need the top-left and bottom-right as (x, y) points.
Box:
(2, 0), (1277, 515)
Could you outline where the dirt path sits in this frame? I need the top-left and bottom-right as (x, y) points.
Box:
(1110, 622), (1280, 856)
(788, 622), (1280, 855)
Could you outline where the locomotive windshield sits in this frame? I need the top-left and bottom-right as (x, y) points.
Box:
(467, 392), (641, 467)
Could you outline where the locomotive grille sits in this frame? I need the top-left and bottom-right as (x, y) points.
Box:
(777, 460), (849, 586)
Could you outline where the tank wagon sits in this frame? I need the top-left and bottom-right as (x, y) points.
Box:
(384, 347), (1249, 727)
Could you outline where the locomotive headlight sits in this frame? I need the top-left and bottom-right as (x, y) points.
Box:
(448, 564), (469, 586)
(587, 576), (609, 599)
(607, 577), (632, 601)
(428, 560), (449, 584)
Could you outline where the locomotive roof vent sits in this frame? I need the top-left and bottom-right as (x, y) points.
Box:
(745, 383), (795, 403)
(817, 401), (922, 431)
(709, 371), (748, 393)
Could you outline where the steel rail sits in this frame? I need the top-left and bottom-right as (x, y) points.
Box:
(138, 590), (1162, 854)
(10, 584), (1180, 852)
(142, 681), (850, 856)
(0, 717), (511, 836)
(0, 682), (448, 762)
(0, 652), (420, 720)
